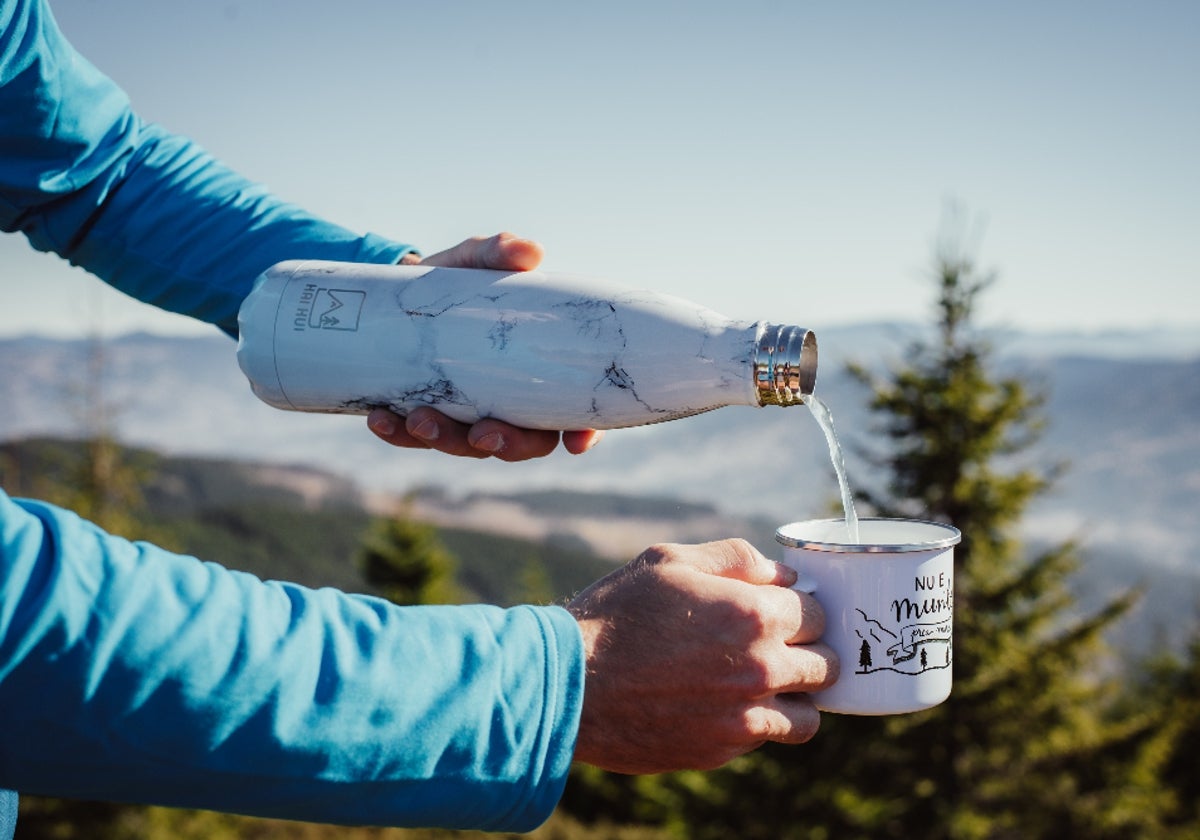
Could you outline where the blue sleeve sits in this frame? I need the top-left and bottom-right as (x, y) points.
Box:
(0, 0), (416, 336)
(0, 489), (585, 831)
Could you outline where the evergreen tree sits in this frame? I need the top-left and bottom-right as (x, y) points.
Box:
(656, 219), (1158, 839)
(360, 502), (461, 606)
(4, 334), (164, 541)
(1157, 633), (1200, 830)
(517, 554), (558, 605)
(1118, 628), (1200, 835)
(62, 332), (152, 535)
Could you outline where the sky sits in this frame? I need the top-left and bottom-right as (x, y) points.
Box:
(2, 0), (1197, 339)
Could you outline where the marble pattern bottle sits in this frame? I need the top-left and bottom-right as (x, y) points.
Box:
(236, 260), (818, 430)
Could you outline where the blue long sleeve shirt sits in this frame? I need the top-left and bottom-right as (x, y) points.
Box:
(0, 0), (586, 832)
(0, 0), (414, 334)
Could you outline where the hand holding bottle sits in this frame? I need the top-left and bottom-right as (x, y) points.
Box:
(568, 539), (839, 774)
(363, 232), (605, 461)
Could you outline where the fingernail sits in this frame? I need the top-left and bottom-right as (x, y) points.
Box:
(473, 431), (505, 453)
(410, 417), (439, 442)
(369, 413), (396, 437)
(776, 563), (799, 587)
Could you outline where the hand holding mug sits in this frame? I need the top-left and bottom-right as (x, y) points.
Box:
(568, 538), (838, 774)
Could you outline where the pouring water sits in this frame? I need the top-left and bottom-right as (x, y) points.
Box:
(801, 393), (860, 543)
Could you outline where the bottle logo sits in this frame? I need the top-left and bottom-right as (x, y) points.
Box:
(309, 288), (366, 331)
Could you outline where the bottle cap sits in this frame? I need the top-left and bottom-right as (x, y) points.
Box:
(754, 324), (817, 405)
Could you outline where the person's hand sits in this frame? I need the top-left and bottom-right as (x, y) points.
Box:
(365, 232), (604, 461)
(567, 539), (839, 774)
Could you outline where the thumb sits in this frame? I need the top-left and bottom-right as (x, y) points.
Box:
(685, 539), (797, 587)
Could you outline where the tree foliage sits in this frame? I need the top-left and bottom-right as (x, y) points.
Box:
(617, 218), (1173, 839)
(360, 501), (462, 607)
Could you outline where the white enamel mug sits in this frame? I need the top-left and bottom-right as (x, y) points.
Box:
(777, 518), (961, 715)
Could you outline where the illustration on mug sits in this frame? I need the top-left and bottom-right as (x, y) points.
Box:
(853, 571), (954, 676)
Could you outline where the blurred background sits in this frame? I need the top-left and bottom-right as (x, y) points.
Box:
(2, 0), (1196, 339)
(3, 1), (1199, 838)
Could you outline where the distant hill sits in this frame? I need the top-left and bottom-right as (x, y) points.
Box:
(0, 437), (619, 607)
(1, 327), (1198, 650)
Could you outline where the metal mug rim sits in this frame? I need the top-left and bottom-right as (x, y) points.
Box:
(775, 517), (962, 554)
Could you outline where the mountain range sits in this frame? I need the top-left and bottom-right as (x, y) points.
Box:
(1, 324), (1198, 650)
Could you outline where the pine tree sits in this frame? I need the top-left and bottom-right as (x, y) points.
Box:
(9, 335), (163, 540)
(841, 224), (1161, 838)
(1117, 629), (1200, 834)
(658, 219), (1160, 839)
(359, 502), (460, 606)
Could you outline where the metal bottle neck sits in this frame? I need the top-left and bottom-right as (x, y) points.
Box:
(754, 324), (817, 406)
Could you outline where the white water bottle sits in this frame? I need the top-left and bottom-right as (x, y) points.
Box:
(236, 260), (817, 430)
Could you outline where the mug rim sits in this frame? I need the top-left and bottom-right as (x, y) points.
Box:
(775, 517), (962, 554)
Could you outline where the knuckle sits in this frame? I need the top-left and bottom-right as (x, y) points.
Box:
(746, 665), (777, 697)
(636, 543), (677, 567)
(819, 644), (841, 688)
(797, 592), (827, 639)
(738, 705), (777, 739)
(757, 642), (840, 693)
(714, 537), (761, 573)
(798, 642), (840, 690)
(736, 698), (821, 746)
(756, 652), (797, 693)
(787, 699), (822, 744)
(723, 537), (755, 558)
(711, 598), (769, 646)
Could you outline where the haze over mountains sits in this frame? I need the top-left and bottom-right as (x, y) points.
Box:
(2, 325), (1198, 648)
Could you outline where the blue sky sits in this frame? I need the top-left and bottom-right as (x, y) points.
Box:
(3, 0), (1197, 338)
